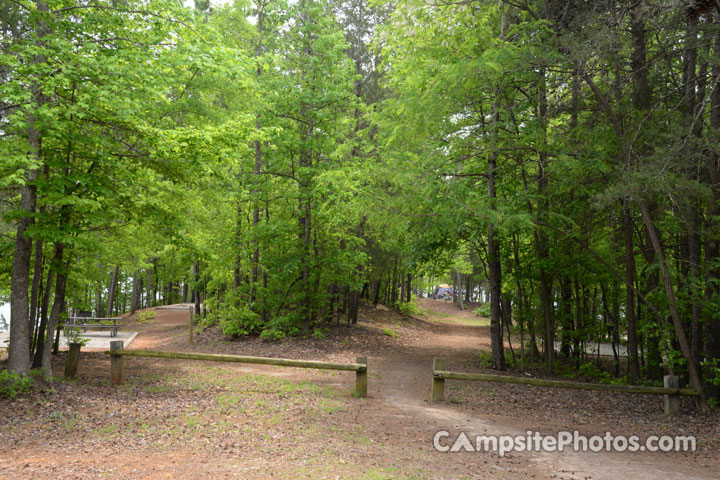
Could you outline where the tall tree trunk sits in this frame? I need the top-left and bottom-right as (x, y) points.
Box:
(8, 1), (51, 375)
(31, 264), (54, 368)
(533, 66), (555, 373)
(704, 22), (720, 398)
(250, 3), (265, 310)
(146, 266), (152, 309)
(193, 261), (201, 315)
(9, 201), (34, 373)
(624, 0), (650, 384)
(638, 200), (706, 408)
(106, 265), (119, 318)
(638, 205), (664, 380)
(573, 276), (584, 360)
(131, 271), (142, 313)
(390, 258), (398, 304)
(559, 275), (573, 358)
(41, 243), (67, 378)
(406, 273), (412, 302)
(622, 203), (640, 383)
(488, 152), (505, 370)
(683, 16), (704, 382)
(152, 260), (158, 304)
(465, 275), (471, 304)
(96, 260), (103, 317)
(262, 198), (270, 322)
(456, 270), (464, 310)
(299, 188), (311, 333)
(234, 200), (243, 290)
(28, 238), (43, 351)
(688, 208), (703, 374)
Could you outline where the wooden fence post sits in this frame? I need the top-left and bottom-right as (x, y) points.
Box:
(355, 356), (367, 397)
(110, 340), (124, 385)
(664, 375), (680, 415)
(431, 358), (446, 402)
(64, 343), (81, 379)
(188, 305), (194, 345)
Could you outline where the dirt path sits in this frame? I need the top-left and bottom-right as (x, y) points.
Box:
(127, 302), (715, 479)
(3, 302), (715, 479)
(368, 312), (711, 479)
(123, 304), (193, 350)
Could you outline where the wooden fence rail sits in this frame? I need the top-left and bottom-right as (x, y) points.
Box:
(106, 341), (367, 397)
(430, 358), (698, 415)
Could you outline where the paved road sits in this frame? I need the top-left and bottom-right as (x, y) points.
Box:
(0, 330), (137, 351)
(555, 340), (627, 357)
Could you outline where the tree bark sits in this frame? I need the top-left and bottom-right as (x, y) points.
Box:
(638, 200), (706, 408)
(145, 266), (152, 308)
(41, 243), (67, 378)
(131, 270), (142, 313)
(31, 263), (53, 368)
(28, 238), (43, 352)
(488, 150), (505, 370)
(106, 265), (119, 318)
(193, 261), (201, 315)
(458, 271), (465, 310)
(250, 3), (265, 310)
(622, 202), (640, 383)
(8, 1), (51, 375)
(704, 22), (720, 397)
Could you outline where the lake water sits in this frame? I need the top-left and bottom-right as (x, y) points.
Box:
(0, 303), (9, 333)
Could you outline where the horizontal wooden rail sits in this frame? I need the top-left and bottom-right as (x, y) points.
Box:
(430, 358), (698, 415)
(68, 317), (119, 322)
(433, 370), (699, 396)
(106, 343), (367, 397)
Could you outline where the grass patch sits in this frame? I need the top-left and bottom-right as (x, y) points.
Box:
(95, 424), (119, 436)
(319, 398), (343, 414)
(185, 416), (201, 428)
(429, 315), (491, 327)
(136, 311), (156, 324)
(381, 327), (400, 337)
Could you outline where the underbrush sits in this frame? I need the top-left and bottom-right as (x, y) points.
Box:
(0, 369), (35, 399)
(473, 303), (491, 318)
(476, 351), (632, 385)
(136, 311), (156, 324)
(381, 327), (400, 337)
(200, 292), (302, 340)
(394, 298), (425, 317)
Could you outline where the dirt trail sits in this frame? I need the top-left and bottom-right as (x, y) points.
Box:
(119, 303), (714, 479)
(124, 304), (193, 350)
(369, 311), (709, 480)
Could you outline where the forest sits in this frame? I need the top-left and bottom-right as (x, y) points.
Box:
(2, 0), (720, 414)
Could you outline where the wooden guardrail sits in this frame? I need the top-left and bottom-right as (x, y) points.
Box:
(430, 358), (698, 415)
(105, 341), (367, 397)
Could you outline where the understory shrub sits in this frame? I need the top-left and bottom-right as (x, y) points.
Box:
(260, 313), (302, 341)
(0, 370), (34, 399)
(395, 298), (423, 317)
(473, 303), (491, 318)
(220, 307), (263, 337)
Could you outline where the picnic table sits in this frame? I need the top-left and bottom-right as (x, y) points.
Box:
(63, 312), (123, 337)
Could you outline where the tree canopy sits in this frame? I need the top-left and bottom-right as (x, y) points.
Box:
(2, 0), (720, 409)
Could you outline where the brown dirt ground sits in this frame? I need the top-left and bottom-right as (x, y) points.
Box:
(1, 301), (718, 479)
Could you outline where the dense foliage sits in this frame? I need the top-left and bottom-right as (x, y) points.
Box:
(2, 0), (720, 408)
